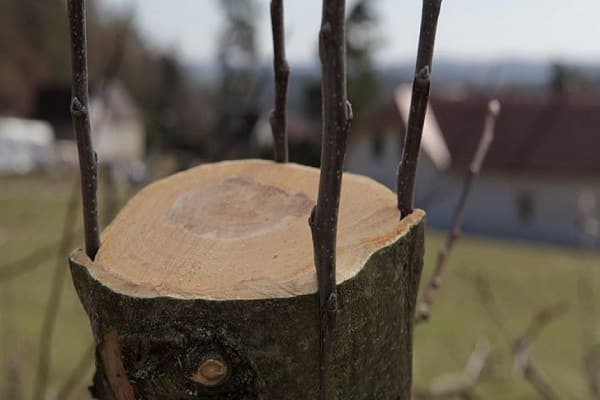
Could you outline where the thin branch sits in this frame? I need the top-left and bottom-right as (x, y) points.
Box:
(584, 345), (600, 400)
(514, 302), (568, 351)
(1, 15), (123, 277)
(54, 343), (95, 400)
(0, 275), (24, 400)
(309, 1), (353, 399)
(519, 362), (565, 400)
(32, 179), (80, 400)
(415, 100), (501, 324)
(397, 0), (443, 217)
(414, 338), (490, 399)
(0, 242), (62, 282)
(472, 275), (567, 400)
(269, 0), (290, 163)
(576, 193), (600, 399)
(68, 0), (101, 260)
(0, 249), (43, 281)
(511, 304), (568, 400)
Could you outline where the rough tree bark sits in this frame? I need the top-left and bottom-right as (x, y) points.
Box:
(269, 0), (290, 163)
(69, 160), (425, 399)
(68, 0), (100, 260)
(309, 0), (353, 398)
(397, 0), (443, 217)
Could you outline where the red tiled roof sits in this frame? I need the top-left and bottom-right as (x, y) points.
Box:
(351, 99), (403, 140)
(431, 94), (600, 177)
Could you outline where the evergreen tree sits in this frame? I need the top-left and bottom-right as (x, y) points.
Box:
(346, 0), (381, 119)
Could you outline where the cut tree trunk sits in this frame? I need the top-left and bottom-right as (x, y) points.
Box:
(69, 159), (425, 400)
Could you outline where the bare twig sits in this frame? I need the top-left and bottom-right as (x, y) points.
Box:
(2, 339), (26, 400)
(32, 180), (80, 400)
(514, 303), (568, 400)
(415, 338), (490, 399)
(0, 243), (63, 282)
(54, 343), (95, 400)
(397, 0), (443, 217)
(514, 302), (568, 352)
(308, 1), (352, 398)
(0, 276), (23, 400)
(269, 0), (290, 163)
(519, 362), (565, 400)
(576, 192), (600, 399)
(3, 21), (131, 283)
(584, 345), (600, 400)
(415, 100), (501, 323)
(473, 275), (567, 400)
(0, 231), (84, 283)
(471, 274), (512, 341)
(68, 0), (100, 260)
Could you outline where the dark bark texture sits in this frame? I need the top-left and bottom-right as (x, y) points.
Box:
(269, 0), (290, 163)
(68, 0), (100, 259)
(310, 0), (353, 397)
(70, 212), (425, 400)
(396, 0), (442, 217)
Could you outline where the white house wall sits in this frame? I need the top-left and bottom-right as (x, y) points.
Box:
(346, 134), (445, 207)
(347, 139), (599, 246)
(419, 171), (600, 247)
(0, 118), (55, 174)
(94, 119), (144, 164)
(346, 134), (402, 190)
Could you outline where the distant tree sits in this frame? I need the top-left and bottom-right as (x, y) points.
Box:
(302, 0), (382, 123)
(303, 79), (323, 122)
(217, 0), (259, 71)
(549, 62), (585, 94)
(0, 0), (68, 113)
(346, 0), (381, 119)
(214, 0), (261, 159)
(216, 0), (259, 104)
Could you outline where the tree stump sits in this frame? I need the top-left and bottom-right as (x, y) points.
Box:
(69, 159), (425, 399)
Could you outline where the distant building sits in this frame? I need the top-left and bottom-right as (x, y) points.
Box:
(30, 81), (146, 177)
(0, 117), (54, 174)
(347, 87), (600, 247)
(253, 110), (321, 166)
(89, 81), (145, 166)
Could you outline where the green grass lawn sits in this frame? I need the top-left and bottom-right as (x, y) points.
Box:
(1, 173), (599, 399)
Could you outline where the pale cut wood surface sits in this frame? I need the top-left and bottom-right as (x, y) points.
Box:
(89, 159), (419, 300)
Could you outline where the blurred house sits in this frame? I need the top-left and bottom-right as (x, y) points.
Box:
(31, 81), (145, 177)
(347, 87), (600, 247)
(347, 85), (451, 187)
(253, 110), (321, 165)
(0, 117), (54, 174)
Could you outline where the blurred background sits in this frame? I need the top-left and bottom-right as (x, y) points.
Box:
(1, 0), (599, 398)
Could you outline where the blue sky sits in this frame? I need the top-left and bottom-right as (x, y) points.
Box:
(100, 0), (600, 66)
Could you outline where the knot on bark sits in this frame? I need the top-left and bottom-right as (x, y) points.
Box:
(325, 293), (338, 314)
(277, 61), (291, 76)
(320, 22), (332, 38)
(345, 100), (354, 129)
(70, 96), (88, 117)
(415, 66), (431, 86)
(308, 206), (317, 230)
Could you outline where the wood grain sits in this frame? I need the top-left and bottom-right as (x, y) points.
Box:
(89, 159), (416, 300)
